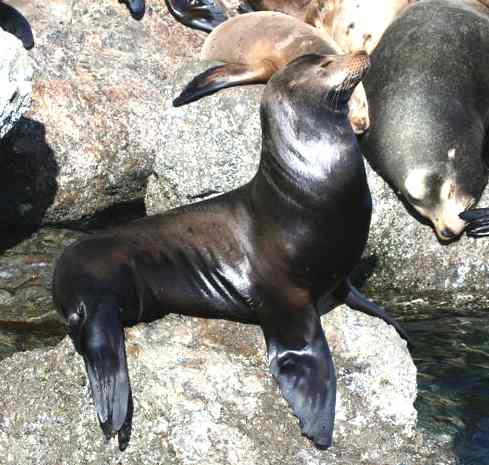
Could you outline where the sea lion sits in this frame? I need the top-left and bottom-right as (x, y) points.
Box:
(0, 1), (34, 49)
(172, 11), (371, 134)
(239, 0), (413, 54)
(360, 0), (489, 241)
(165, 0), (412, 54)
(53, 51), (407, 450)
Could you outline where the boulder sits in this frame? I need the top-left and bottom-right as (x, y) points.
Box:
(0, 27), (32, 138)
(0, 308), (455, 464)
(0, 0), (205, 228)
(146, 60), (489, 308)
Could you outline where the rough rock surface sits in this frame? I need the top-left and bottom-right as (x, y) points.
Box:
(0, 0), (205, 229)
(147, 59), (489, 308)
(0, 308), (455, 465)
(0, 27), (33, 138)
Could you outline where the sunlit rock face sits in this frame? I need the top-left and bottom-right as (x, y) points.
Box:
(0, 309), (455, 465)
(0, 27), (32, 139)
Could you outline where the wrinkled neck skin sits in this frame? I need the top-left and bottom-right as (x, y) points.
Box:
(250, 96), (368, 222)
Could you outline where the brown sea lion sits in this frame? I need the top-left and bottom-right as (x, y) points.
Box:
(173, 11), (370, 134)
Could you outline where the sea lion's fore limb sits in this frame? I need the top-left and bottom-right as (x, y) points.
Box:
(460, 208), (489, 237)
(262, 303), (336, 449)
(173, 61), (275, 106)
(164, 0), (228, 32)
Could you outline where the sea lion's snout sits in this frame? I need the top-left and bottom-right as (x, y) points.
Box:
(327, 50), (370, 90)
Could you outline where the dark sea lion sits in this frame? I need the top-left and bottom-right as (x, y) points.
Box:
(0, 1), (34, 49)
(172, 11), (370, 134)
(53, 51), (407, 450)
(361, 0), (489, 241)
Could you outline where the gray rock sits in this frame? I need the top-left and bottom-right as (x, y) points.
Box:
(0, 27), (33, 138)
(0, 0), (205, 228)
(147, 59), (489, 309)
(0, 308), (456, 464)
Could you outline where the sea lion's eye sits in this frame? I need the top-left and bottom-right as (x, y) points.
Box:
(320, 60), (334, 69)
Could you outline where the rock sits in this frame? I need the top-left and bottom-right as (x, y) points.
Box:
(0, 0), (205, 228)
(0, 27), (33, 138)
(0, 308), (455, 464)
(146, 59), (489, 308)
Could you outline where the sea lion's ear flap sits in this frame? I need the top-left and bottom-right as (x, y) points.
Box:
(164, 0), (228, 33)
(173, 62), (274, 107)
(261, 304), (336, 449)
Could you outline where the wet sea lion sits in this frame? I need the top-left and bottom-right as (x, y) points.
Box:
(361, 0), (489, 241)
(172, 11), (371, 134)
(0, 1), (34, 49)
(53, 51), (407, 450)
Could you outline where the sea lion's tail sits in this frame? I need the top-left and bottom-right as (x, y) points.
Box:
(164, 0), (228, 33)
(173, 62), (275, 106)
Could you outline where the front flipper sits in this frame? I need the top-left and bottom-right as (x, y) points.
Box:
(173, 62), (275, 107)
(460, 208), (489, 238)
(333, 279), (410, 345)
(164, 0), (227, 32)
(262, 304), (336, 449)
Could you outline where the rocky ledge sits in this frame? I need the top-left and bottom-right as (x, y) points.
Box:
(0, 308), (455, 465)
(0, 0), (204, 229)
(147, 60), (489, 309)
(0, 27), (32, 139)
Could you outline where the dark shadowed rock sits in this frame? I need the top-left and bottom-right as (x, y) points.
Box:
(147, 59), (489, 309)
(0, 308), (456, 464)
(0, 27), (32, 138)
(1, 0), (205, 228)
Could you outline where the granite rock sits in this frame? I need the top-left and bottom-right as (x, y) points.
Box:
(0, 26), (32, 138)
(0, 0), (205, 229)
(0, 308), (455, 464)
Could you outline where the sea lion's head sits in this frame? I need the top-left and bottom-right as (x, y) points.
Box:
(263, 51), (370, 119)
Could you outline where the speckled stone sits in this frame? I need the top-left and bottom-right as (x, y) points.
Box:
(0, 0), (205, 228)
(147, 59), (489, 308)
(0, 27), (32, 138)
(0, 308), (456, 464)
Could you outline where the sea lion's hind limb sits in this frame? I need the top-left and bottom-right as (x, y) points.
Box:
(164, 0), (228, 32)
(173, 62), (275, 107)
(262, 303), (336, 449)
(333, 279), (411, 346)
(460, 208), (489, 238)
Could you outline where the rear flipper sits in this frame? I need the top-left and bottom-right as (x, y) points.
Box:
(332, 278), (411, 346)
(173, 62), (275, 106)
(262, 304), (336, 449)
(164, 0), (227, 32)
(460, 209), (489, 238)
(0, 3), (34, 50)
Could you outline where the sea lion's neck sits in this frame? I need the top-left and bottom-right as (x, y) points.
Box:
(251, 109), (366, 213)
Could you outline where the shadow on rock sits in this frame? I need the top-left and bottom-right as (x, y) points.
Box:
(0, 118), (58, 249)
